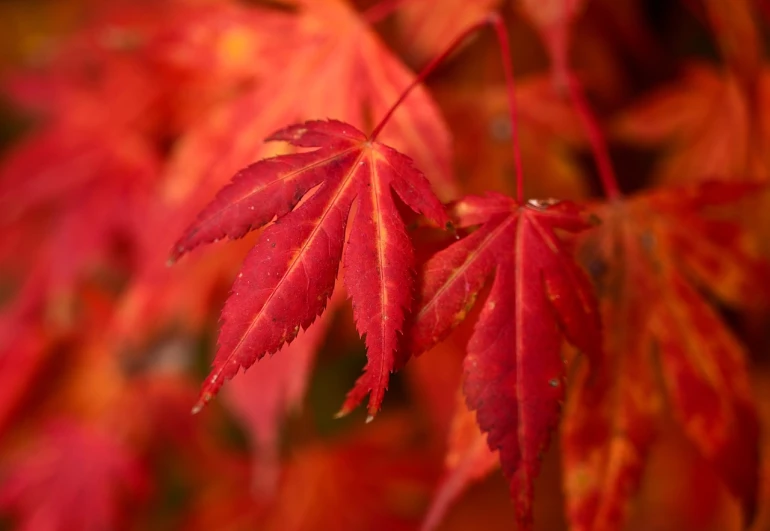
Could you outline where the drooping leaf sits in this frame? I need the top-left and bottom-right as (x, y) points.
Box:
(407, 193), (601, 528)
(562, 182), (764, 530)
(562, 312), (658, 530)
(173, 120), (448, 417)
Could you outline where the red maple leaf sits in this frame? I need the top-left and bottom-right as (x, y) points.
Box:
(562, 182), (764, 530)
(172, 119), (448, 417)
(407, 193), (601, 527)
(119, 0), (458, 364)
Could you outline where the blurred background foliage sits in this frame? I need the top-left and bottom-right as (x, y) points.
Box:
(0, 1), (769, 530)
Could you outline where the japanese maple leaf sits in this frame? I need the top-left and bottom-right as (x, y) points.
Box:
(144, 0), (457, 363)
(0, 420), (147, 531)
(406, 193), (601, 528)
(562, 182), (764, 531)
(172, 119), (448, 416)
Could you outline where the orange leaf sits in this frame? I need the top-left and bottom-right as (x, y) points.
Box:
(563, 182), (764, 530)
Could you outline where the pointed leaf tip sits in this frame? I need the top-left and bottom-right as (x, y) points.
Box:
(190, 403), (203, 415)
(191, 391), (213, 414)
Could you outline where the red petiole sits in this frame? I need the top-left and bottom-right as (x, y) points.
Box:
(370, 13), (526, 202)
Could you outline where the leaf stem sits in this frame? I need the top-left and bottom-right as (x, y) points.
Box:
(370, 13), (526, 202)
(531, 5), (622, 199)
(565, 73), (621, 199)
(488, 13), (524, 202)
(369, 19), (487, 142)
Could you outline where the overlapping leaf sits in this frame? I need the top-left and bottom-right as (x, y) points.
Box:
(562, 182), (764, 531)
(2, 2), (769, 530)
(407, 193), (601, 528)
(120, 0), (459, 389)
(173, 120), (448, 416)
